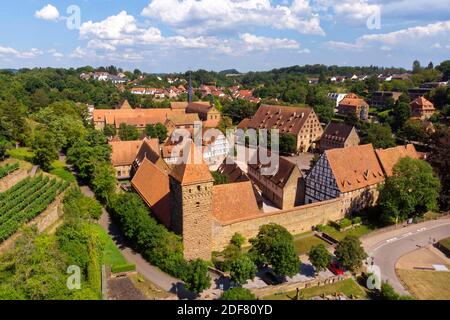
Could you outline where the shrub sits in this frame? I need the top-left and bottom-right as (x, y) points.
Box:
(339, 218), (352, 230)
(221, 288), (256, 300)
(352, 216), (362, 225)
(111, 263), (136, 274)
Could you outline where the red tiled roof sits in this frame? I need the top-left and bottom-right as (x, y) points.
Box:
(109, 140), (143, 166)
(325, 144), (385, 193)
(375, 144), (419, 177)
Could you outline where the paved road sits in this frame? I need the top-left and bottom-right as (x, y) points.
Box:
(362, 218), (450, 295)
(60, 151), (189, 298)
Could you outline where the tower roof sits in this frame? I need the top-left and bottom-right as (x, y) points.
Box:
(119, 99), (132, 109)
(169, 141), (213, 186)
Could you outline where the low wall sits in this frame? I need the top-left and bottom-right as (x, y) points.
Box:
(212, 197), (345, 252)
(0, 169), (29, 193)
(251, 274), (351, 298)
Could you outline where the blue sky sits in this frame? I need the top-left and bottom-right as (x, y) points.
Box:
(0, 0), (449, 73)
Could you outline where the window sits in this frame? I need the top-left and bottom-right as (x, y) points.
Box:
(196, 202), (200, 208)
(197, 186), (201, 191)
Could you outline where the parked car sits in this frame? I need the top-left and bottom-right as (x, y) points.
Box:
(328, 262), (345, 275)
(261, 271), (282, 286)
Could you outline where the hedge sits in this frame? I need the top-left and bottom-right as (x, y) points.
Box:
(111, 263), (136, 274)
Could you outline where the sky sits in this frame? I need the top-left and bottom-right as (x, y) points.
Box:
(0, 0), (449, 73)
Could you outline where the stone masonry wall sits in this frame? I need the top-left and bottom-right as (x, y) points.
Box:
(212, 197), (345, 252)
(0, 170), (29, 193)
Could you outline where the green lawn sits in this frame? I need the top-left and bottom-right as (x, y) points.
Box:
(319, 224), (374, 241)
(49, 160), (76, 182)
(263, 278), (368, 300)
(94, 225), (128, 268)
(293, 232), (329, 255)
(6, 148), (35, 162)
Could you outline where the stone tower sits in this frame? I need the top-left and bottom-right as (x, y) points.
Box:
(169, 142), (214, 261)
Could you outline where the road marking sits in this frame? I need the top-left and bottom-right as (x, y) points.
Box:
(386, 237), (398, 243)
(401, 232), (412, 238)
(417, 228), (427, 232)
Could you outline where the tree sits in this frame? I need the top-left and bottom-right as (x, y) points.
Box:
(412, 60), (422, 74)
(249, 224), (299, 277)
(365, 123), (396, 148)
(436, 60), (450, 81)
(379, 282), (414, 300)
(392, 101), (411, 130)
(32, 130), (58, 171)
(399, 119), (430, 143)
(280, 133), (297, 154)
(91, 162), (116, 203)
(155, 123), (168, 143)
(428, 128), (450, 210)
(184, 259), (211, 295)
(118, 123), (139, 141)
(229, 254), (257, 285)
(221, 288), (256, 300)
(308, 244), (331, 273)
(145, 124), (157, 138)
(0, 138), (10, 160)
(427, 61), (434, 70)
(230, 233), (245, 249)
(103, 125), (116, 138)
(378, 158), (441, 225)
(212, 171), (228, 185)
(334, 236), (367, 272)
(365, 76), (379, 93)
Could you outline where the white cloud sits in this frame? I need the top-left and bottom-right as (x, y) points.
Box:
(0, 46), (43, 58)
(331, 0), (379, 23)
(239, 33), (300, 51)
(326, 20), (450, 51)
(35, 4), (60, 21)
(141, 0), (325, 36)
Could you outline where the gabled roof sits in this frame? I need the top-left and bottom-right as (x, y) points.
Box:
(185, 102), (214, 114)
(339, 93), (368, 108)
(375, 144), (419, 177)
(325, 144), (385, 193)
(248, 150), (300, 188)
(167, 113), (200, 126)
(246, 105), (315, 136)
(236, 118), (251, 130)
(322, 122), (356, 142)
(212, 181), (261, 224)
(217, 162), (249, 183)
(119, 100), (132, 110)
(109, 140), (143, 166)
(410, 96), (435, 110)
(131, 158), (171, 227)
(169, 142), (213, 186)
(135, 138), (169, 173)
(170, 102), (189, 110)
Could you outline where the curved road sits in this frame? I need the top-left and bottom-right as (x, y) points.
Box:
(363, 218), (450, 295)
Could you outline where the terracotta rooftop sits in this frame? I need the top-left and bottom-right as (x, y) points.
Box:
(410, 96), (435, 111)
(212, 181), (261, 224)
(167, 113), (200, 126)
(109, 140), (143, 166)
(134, 138), (169, 174)
(131, 158), (171, 227)
(217, 161), (249, 183)
(339, 93), (369, 108)
(248, 150), (300, 188)
(236, 118), (251, 130)
(170, 102), (189, 110)
(325, 144), (385, 193)
(169, 142), (213, 186)
(322, 122), (355, 142)
(375, 144), (419, 177)
(119, 100), (132, 110)
(185, 102), (213, 114)
(246, 105), (314, 136)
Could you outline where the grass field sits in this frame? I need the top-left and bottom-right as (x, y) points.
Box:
(263, 278), (368, 300)
(49, 160), (76, 182)
(319, 224), (374, 241)
(293, 232), (329, 255)
(94, 224), (128, 268)
(397, 269), (450, 300)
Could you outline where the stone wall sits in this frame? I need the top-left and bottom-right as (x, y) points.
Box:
(0, 169), (29, 193)
(212, 197), (345, 252)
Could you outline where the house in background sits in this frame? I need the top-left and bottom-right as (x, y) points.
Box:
(410, 96), (436, 120)
(238, 105), (324, 153)
(370, 91), (402, 109)
(319, 122), (360, 152)
(327, 93), (348, 108)
(109, 140), (144, 179)
(375, 144), (420, 177)
(337, 93), (369, 121)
